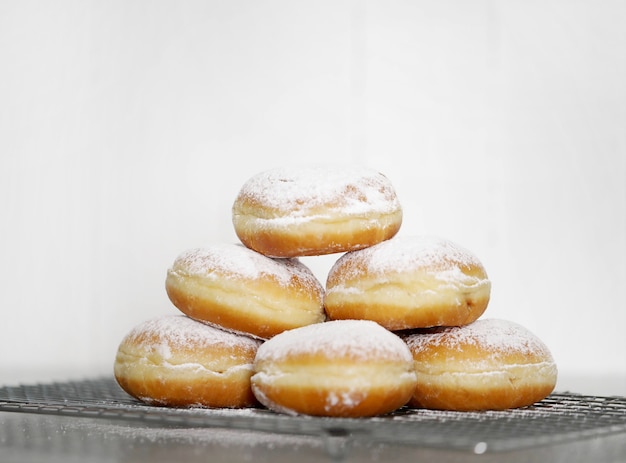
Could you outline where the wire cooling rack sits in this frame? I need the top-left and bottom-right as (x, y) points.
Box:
(0, 377), (625, 454)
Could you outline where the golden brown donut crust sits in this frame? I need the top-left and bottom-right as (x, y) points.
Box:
(232, 166), (403, 258)
(251, 320), (418, 417)
(401, 319), (558, 411)
(165, 244), (326, 339)
(324, 235), (491, 330)
(114, 315), (262, 408)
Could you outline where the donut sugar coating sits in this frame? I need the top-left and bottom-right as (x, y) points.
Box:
(231, 165), (403, 258)
(401, 318), (558, 411)
(251, 319), (418, 417)
(165, 243), (326, 339)
(114, 315), (262, 408)
(324, 235), (491, 330)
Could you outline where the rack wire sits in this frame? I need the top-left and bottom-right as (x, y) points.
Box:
(1, 377), (625, 454)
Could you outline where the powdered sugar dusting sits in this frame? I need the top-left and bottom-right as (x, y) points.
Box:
(404, 318), (553, 358)
(235, 165), (401, 217)
(330, 235), (486, 280)
(125, 315), (262, 352)
(169, 243), (323, 291)
(255, 320), (413, 363)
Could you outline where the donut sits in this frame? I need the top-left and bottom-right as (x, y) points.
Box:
(401, 318), (558, 411)
(251, 319), (418, 417)
(324, 235), (491, 330)
(231, 165), (403, 258)
(114, 315), (262, 408)
(165, 243), (326, 339)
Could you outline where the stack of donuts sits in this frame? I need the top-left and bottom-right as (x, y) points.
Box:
(114, 165), (557, 417)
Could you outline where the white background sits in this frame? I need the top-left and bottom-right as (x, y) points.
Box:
(1, 1), (624, 395)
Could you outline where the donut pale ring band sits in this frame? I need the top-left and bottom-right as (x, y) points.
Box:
(232, 165), (403, 258)
(402, 319), (558, 411)
(114, 315), (262, 408)
(251, 320), (418, 417)
(165, 244), (326, 339)
(324, 235), (491, 330)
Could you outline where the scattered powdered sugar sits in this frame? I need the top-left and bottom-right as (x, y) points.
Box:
(154, 341), (172, 360)
(125, 315), (262, 352)
(235, 165), (401, 216)
(255, 320), (413, 363)
(330, 235), (485, 279)
(325, 390), (362, 410)
(404, 318), (552, 358)
(170, 243), (322, 290)
(76, 419), (324, 450)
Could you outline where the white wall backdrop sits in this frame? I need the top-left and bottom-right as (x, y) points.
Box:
(1, 0), (624, 395)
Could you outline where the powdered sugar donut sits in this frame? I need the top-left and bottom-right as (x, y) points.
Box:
(402, 319), (558, 411)
(114, 315), (262, 408)
(324, 235), (491, 330)
(232, 165), (403, 258)
(165, 244), (326, 339)
(251, 320), (417, 417)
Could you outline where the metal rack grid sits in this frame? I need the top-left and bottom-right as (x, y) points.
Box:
(1, 377), (625, 454)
